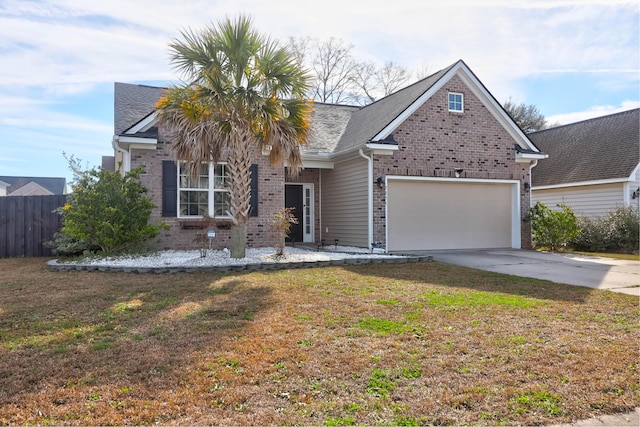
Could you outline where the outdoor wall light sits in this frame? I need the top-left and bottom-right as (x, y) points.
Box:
(376, 176), (384, 188)
(633, 187), (640, 200)
(524, 182), (531, 192)
(454, 168), (464, 178)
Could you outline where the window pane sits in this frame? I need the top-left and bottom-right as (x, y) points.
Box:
(214, 164), (229, 189)
(213, 191), (230, 216)
(179, 163), (209, 189)
(448, 93), (463, 111)
(180, 190), (208, 216)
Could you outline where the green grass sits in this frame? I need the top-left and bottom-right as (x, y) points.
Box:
(421, 289), (543, 309)
(0, 257), (637, 426)
(357, 317), (410, 335)
(366, 368), (396, 399)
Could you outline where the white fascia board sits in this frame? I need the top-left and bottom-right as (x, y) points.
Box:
(116, 135), (158, 148)
(128, 142), (157, 151)
(365, 143), (399, 155)
(532, 177), (630, 191)
(516, 152), (548, 163)
(302, 159), (334, 169)
(125, 111), (158, 134)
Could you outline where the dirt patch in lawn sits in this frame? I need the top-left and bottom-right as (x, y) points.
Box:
(0, 258), (637, 425)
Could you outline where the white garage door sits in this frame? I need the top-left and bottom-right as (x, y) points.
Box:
(387, 179), (517, 251)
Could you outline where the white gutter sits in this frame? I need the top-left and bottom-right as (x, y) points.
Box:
(358, 149), (373, 249)
(112, 136), (130, 173)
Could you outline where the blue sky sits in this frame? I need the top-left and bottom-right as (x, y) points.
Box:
(1, 0), (638, 187)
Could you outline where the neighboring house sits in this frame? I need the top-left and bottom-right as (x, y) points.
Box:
(0, 176), (67, 196)
(529, 108), (640, 218)
(112, 59), (546, 252)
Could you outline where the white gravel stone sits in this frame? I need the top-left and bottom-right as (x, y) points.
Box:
(68, 246), (401, 268)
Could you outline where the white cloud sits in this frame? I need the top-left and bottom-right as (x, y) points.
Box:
(0, 0), (637, 180)
(547, 100), (640, 125)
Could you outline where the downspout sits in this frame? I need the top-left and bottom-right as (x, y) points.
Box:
(529, 159), (538, 206)
(527, 159), (539, 249)
(111, 135), (130, 174)
(319, 169), (322, 243)
(358, 149), (373, 249)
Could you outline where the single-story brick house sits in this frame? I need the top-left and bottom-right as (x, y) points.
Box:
(529, 108), (640, 218)
(111, 59), (546, 252)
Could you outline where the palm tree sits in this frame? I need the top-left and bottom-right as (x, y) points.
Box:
(156, 15), (313, 258)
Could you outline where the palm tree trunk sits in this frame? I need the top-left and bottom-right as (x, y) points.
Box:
(227, 137), (252, 258)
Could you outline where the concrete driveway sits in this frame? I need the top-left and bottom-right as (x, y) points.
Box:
(402, 249), (640, 296)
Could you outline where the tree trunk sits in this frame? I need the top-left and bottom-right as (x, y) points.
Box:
(230, 224), (247, 259)
(227, 137), (252, 258)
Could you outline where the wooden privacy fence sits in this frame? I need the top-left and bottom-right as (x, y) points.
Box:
(0, 195), (67, 258)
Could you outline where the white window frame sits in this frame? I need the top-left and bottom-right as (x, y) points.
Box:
(177, 162), (231, 219)
(448, 92), (464, 112)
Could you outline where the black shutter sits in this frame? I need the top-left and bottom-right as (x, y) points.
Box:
(162, 160), (178, 217)
(249, 164), (258, 217)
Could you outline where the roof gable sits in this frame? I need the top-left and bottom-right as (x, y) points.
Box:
(0, 176), (67, 195)
(333, 60), (540, 156)
(8, 181), (53, 196)
(529, 108), (640, 187)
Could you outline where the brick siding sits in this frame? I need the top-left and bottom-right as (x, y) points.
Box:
(371, 75), (532, 248)
(130, 128), (285, 251)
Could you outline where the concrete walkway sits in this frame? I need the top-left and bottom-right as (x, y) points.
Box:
(402, 249), (640, 296)
(550, 407), (639, 426)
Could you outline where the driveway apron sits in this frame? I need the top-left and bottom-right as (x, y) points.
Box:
(401, 249), (640, 296)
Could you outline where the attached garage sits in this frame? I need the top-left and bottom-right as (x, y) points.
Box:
(387, 178), (521, 251)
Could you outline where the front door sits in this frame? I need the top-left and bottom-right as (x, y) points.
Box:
(285, 184), (314, 243)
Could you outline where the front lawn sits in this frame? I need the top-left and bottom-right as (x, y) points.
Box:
(0, 258), (637, 425)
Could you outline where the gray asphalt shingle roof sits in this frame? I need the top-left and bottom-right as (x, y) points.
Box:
(114, 60), (512, 158)
(334, 63), (456, 153)
(304, 103), (360, 154)
(114, 82), (165, 135)
(0, 176), (67, 195)
(528, 108), (640, 187)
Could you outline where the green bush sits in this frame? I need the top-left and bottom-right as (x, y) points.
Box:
(525, 202), (579, 251)
(49, 162), (167, 255)
(570, 206), (639, 254)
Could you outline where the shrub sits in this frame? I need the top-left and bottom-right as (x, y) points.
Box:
(270, 207), (298, 256)
(525, 202), (579, 251)
(49, 161), (167, 255)
(570, 206), (639, 254)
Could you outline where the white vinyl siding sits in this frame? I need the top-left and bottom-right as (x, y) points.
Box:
(321, 157), (369, 247)
(532, 183), (625, 218)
